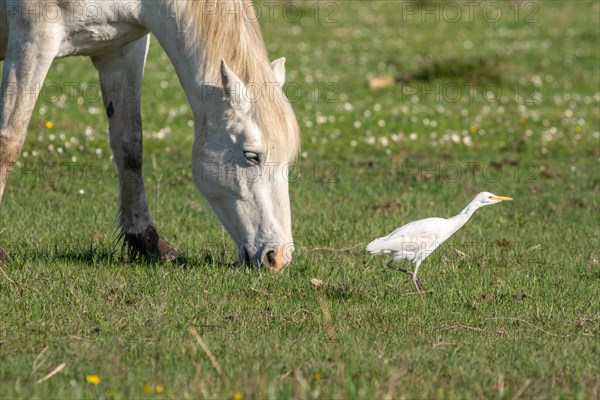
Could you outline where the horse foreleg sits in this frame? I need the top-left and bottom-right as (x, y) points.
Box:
(91, 36), (181, 262)
(1, 26), (60, 203)
(0, 24), (60, 261)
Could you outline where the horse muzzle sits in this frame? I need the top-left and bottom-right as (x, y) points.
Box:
(242, 243), (293, 272)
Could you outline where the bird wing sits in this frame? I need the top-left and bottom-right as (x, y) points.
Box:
(366, 217), (451, 254)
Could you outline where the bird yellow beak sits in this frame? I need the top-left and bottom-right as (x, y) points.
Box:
(490, 195), (513, 201)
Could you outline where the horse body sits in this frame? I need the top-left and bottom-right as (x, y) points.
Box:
(0, 0), (300, 269)
(0, 1), (148, 58)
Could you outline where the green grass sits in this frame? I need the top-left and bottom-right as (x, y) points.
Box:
(1, 1), (599, 398)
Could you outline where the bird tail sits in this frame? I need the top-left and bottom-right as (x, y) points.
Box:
(366, 238), (387, 255)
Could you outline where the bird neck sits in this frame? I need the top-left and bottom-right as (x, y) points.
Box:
(451, 199), (482, 225)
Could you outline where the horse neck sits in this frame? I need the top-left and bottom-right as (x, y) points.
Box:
(138, 1), (301, 162)
(140, 2), (229, 116)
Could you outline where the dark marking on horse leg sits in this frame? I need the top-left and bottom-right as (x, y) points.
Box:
(123, 148), (142, 171)
(122, 225), (182, 262)
(106, 101), (115, 118)
(120, 116), (143, 170)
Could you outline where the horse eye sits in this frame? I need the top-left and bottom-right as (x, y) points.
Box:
(244, 151), (260, 164)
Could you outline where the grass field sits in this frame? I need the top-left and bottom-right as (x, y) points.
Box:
(1, 0), (599, 398)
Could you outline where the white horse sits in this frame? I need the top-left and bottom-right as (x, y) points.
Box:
(0, 0), (301, 270)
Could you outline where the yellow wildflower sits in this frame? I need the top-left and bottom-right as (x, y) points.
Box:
(230, 391), (243, 400)
(45, 121), (54, 129)
(86, 374), (101, 384)
(468, 125), (477, 133)
(156, 384), (164, 393)
(575, 125), (582, 132)
(314, 372), (322, 381)
(143, 384), (154, 394)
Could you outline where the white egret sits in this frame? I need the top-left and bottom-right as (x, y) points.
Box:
(366, 192), (512, 297)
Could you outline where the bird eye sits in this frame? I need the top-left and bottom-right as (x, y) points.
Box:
(244, 151), (260, 165)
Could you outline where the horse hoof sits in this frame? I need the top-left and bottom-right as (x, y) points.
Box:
(123, 226), (183, 263)
(157, 237), (183, 263)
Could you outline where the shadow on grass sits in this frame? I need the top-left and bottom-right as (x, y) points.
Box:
(0, 242), (244, 270)
(2, 242), (124, 265)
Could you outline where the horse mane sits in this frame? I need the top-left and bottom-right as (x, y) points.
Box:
(170, 0), (301, 162)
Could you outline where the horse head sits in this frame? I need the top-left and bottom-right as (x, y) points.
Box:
(192, 59), (298, 271)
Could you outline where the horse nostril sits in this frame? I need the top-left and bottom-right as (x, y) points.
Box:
(263, 250), (277, 267)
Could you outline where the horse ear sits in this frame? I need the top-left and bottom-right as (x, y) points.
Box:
(220, 59), (250, 113)
(271, 57), (286, 86)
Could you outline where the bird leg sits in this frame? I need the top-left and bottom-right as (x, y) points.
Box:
(386, 260), (411, 275)
(387, 260), (425, 295)
(412, 262), (425, 299)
